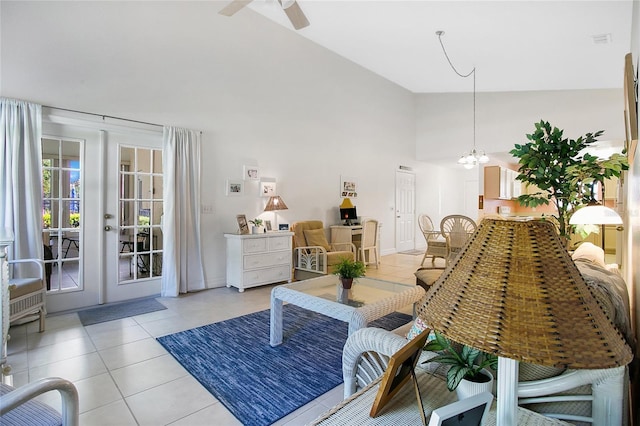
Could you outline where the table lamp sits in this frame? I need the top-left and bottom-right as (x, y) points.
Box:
(340, 198), (354, 209)
(264, 195), (288, 229)
(417, 218), (632, 425)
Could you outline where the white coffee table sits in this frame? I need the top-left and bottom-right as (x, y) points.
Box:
(270, 275), (425, 346)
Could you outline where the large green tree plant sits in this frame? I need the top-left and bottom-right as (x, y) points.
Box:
(510, 120), (628, 243)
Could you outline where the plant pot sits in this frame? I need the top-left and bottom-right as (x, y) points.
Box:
(340, 277), (353, 289)
(252, 226), (264, 234)
(455, 368), (494, 401)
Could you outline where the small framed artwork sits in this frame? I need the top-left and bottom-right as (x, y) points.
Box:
(259, 179), (277, 197)
(427, 391), (493, 426)
(265, 220), (272, 231)
(236, 214), (249, 235)
(243, 165), (260, 181)
(340, 175), (358, 198)
(279, 223), (289, 231)
(370, 328), (431, 420)
(226, 179), (244, 196)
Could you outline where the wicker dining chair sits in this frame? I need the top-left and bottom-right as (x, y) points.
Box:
(440, 214), (477, 266)
(417, 214), (447, 266)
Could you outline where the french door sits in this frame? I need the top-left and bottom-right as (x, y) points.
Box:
(42, 117), (163, 312)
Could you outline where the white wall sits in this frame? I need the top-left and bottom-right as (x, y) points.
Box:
(0, 1), (456, 289)
(416, 89), (626, 163)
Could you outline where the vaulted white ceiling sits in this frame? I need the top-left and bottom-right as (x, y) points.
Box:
(242, 0), (633, 93)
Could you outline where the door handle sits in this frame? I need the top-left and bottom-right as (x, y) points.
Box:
(104, 225), (112, 231)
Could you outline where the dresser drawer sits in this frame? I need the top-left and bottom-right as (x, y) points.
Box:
(243, 265), (291, 286)
(243, 238), (268, 254)
(243, 251), (291, 270)
(269, 236), (291, 251)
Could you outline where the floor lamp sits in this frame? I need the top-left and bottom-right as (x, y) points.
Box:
(264, 196), (288, 230)
(417, 218), (632, 425)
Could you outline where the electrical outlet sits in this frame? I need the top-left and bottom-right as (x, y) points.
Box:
(202, 204), (214, 214)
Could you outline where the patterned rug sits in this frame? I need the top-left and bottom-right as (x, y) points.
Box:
(78, 297), (166, 326)
(157, 305), (412, 426)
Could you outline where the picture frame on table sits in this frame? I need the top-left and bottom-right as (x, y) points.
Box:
(236, 214), (249, 235)
(278, 223), (289, 231)
(265, 220), (272, 231)
(427, 391), (493, 426)
(370, 329), (431, 422)
(226, 179), (244, 196)
(243, 165), (260, 181)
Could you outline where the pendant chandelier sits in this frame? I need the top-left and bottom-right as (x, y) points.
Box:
(436, 31), (489, 169)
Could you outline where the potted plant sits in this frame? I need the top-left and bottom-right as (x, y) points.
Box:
(249, 218), (264, 234)
(423, 332), (497, 400)
(510, 120), (628, 245)
(333, 257), (366, 289)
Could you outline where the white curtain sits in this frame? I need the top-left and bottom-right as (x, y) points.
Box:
(0, 98), (43, 268)
(161, 126), (206, 296)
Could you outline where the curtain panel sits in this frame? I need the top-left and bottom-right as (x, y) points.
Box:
(0, 98), (43, 267)
(161, 126), (206, 296)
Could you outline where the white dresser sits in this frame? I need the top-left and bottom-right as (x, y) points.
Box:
(224, 232), (294, 292)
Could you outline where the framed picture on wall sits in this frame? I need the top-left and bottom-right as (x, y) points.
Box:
(340, 175), (358, 198)
(260, 179), (277, 197)
(226, 179), (244, 196)
(243, 165), (260, 181)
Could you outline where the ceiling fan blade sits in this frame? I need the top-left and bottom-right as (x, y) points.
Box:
(219, 0), (254, 17)
(280, 0), (310, 30)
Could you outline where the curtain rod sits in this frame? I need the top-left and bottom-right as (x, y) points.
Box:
(42, 105), (163, 128)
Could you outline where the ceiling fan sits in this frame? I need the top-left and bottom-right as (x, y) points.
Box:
(219, 0), (310, 30)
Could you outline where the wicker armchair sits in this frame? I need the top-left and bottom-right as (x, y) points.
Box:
(291, 221), (356, 281)
(418, 214), (447, 266)
(9, 258), (46, 332)
(440, 214), (476, 265)
(1, 377), (79, 425)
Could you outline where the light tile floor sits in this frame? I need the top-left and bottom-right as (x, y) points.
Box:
(5, 252), (436, 426)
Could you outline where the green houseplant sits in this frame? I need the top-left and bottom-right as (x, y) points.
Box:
(249, 218), (264, 234)
(423, 332), (497, 398)
(333, 257), (366, 289)
(510, 120), (628, 243)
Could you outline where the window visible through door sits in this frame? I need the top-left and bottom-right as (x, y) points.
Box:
(42, 137), (82, 292)
(118, 146), (163, 283)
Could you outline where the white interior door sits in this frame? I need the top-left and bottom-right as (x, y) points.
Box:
(395, 171), (416, 252)
(42, 113), (162, 312)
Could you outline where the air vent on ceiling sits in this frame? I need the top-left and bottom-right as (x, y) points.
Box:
(592, 33), (612, 45)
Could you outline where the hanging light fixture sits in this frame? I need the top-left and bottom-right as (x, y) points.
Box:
(436, 31), (489, 169)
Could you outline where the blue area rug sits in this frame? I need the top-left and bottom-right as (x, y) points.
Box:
(157, 305), (411, 426)
(78, 297), (166, 326)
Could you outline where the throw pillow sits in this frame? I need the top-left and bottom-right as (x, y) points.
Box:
(406, 317), (435, 342)
(572, 242), (607, 268)
(303, 228), (331, 251)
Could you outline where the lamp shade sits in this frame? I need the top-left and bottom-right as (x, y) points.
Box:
(340, 198), (354, 209)
(264, 196), (288, 212)
(418, 218), (632, 369)
(569, 205), (623, 225)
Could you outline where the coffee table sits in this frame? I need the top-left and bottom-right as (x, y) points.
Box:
(270, 275), (425, 346)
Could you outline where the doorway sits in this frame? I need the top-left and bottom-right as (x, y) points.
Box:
(42, 118), (163, 312)
(395, 170), (416, 253)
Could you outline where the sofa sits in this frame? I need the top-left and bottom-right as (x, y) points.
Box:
(342, 242), (634, 425)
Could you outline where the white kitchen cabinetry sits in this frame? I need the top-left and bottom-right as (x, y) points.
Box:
(484, 166), (520, 200)
(224, 232), (294, 292)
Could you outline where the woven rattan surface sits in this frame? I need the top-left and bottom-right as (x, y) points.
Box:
(309, 366), (570, 426)
(270, 275), (425, 346)
(417, 218), (632, 369)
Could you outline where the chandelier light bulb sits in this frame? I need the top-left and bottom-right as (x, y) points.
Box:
(464, 163), (475, 170)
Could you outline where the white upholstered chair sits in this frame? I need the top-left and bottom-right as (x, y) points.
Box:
(355, 218), (379, 268)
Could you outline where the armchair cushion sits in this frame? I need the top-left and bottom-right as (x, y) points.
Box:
(9, 277), (44, 299)
(303, 229), (331, 251)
